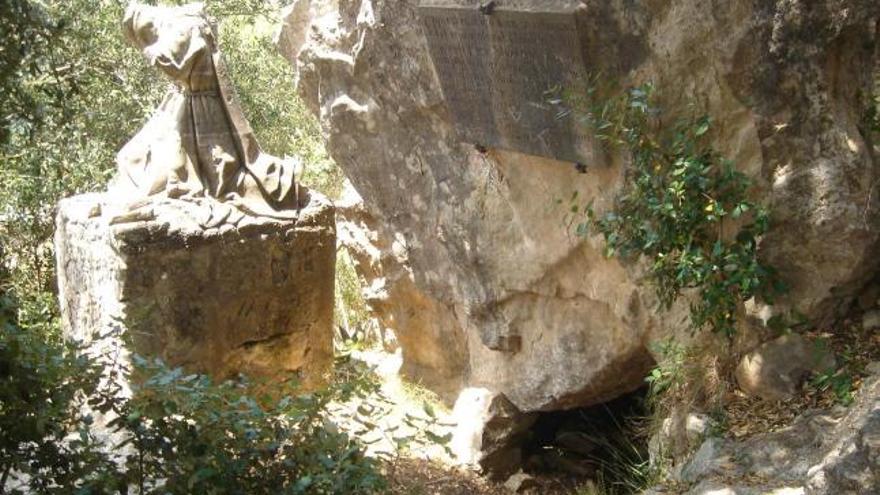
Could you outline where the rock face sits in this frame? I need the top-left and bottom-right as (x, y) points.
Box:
(335, 185), (467, 398)
(449, 388), (537, 478)
(649, 373), (880, 495)
(735, 334), (837, 401)
(280, 0), (880, 413)
(55, 192), (335, 383)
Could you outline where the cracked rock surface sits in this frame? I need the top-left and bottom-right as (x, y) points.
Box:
(55, 191), (335, 384)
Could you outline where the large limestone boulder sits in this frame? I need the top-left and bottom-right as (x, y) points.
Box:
(279, 0), (880, 415)
(55, 192), (335, 383)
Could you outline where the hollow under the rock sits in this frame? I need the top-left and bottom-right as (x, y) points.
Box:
(520, 387), (651, 492)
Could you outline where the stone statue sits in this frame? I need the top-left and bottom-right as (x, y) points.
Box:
(112, 2), (300, 224)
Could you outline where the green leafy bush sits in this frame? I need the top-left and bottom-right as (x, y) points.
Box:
(570, 83), (783, 335)
(810, 368), (854, 406)
(0, 294), (123, 493)
(113, 358), (385, 494)
(2, 257), (383, 493)
(643, 339), (686, 399)
(1, 297), (385, 494)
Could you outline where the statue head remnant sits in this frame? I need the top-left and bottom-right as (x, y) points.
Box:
(112, 2), (301, 223)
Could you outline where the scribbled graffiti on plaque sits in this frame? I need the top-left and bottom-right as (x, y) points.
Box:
(418, 4), (591, 163)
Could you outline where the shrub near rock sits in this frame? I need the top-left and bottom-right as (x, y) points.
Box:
(0, 292), (385, 494)
(571, 83), (783, 337)
(114, 358), (385, 495)
(0, 295), (122, 493)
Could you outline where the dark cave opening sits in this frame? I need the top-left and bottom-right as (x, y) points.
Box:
(520, 387), (652, 492)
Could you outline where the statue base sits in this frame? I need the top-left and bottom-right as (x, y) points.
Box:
(55, 192), (335, 385)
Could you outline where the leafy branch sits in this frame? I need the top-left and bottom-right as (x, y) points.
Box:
(569, 81), (784, 335)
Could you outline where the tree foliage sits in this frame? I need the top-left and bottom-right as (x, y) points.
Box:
(1, 0), (149, 326)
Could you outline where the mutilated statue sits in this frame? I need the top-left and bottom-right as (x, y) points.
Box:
(111, 2), (301, 225)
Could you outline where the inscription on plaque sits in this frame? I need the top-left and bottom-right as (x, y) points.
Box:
(419, 3), (591, 163)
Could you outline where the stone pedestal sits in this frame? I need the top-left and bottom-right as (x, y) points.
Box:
(55, 192), (335, 384)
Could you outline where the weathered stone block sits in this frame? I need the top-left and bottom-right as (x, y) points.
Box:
(55, 192), (335, 384)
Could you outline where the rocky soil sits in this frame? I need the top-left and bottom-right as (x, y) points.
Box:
(648, 371), (880, 495)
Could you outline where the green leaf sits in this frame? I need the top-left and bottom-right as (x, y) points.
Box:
(425, 431), (453, 445)
(695, 117), (710, 136)
(188, 467), (217, 489)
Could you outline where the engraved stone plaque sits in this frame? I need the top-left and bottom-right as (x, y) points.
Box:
(419, 6), (497, 143)
(419, 2), (592, 163)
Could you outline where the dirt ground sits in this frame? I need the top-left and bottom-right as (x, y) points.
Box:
(383, 457), (586, 495)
